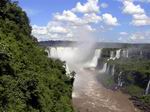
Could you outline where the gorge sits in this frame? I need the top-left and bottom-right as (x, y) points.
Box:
(1, 0), (150, 111)
(42, 41), (150, 112)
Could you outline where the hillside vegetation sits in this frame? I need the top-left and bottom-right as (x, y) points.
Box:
(0, 0), (74, 111)
(98, 48), (150, 111)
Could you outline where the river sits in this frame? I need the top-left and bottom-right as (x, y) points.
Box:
(72, 69), (140, 112)
(46, 47), (141, 112)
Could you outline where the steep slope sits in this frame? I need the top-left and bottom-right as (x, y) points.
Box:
(98, 48), (150, 111)
(0, 0), (73, 111)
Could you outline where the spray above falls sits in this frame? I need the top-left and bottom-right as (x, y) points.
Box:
(46, 46), (102, 69)
(45, 26), (100, 70)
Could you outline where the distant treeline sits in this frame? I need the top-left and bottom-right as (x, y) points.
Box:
(39, 40), (150, 48)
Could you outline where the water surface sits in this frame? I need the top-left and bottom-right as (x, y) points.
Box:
(72, 69), (140, 112)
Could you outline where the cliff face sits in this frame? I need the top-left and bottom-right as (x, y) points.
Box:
(97, 46), (150, 111)
(0, 0), (73, 112)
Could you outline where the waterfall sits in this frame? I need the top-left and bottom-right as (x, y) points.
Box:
(50, 47), (58, 58)
(122, 49), (129, 58)
(110, 51), (114, 59)
(108, 49), (127, 60)
(116, 49), (121, 59)
(126, 49), (129, 58)
(90, 49), (101, 67)
(47, 47), (77, 76)
(48, 48), (51, 57)
(118, 72), (123, 87)
(99, 63), (107, 73)
(108, 51), (115, 61)
(47, 47), (102, 74)
(145, 79), (150, 95)
(65, 64), (71, 76)
(45, 48), (51, 58)
(122, 50), (125, 58)
(106, 64), (110, 74)
(86, 49), (102, 68)
(49, 47), (77, 61)
(110, 51), (116, 60)
(56, 47), (64, 59)
(111, 65), (115, 76)
(140, 50), (143, 58)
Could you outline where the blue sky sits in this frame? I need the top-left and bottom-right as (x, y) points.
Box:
(17, 0), (150, 43)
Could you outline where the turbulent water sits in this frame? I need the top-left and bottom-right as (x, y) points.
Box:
(46, 47), (140, 112)
(73, 70), (139, 112)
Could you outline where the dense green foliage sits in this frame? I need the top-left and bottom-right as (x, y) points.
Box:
(98, 48), (150, 111)
(0, 0), (74, 111)
(110, 58), (150, 107)
(108, 59), (150, 94)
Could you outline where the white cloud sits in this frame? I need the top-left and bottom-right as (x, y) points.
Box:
(32, 22), (72, 41)
(32, 20), (97, 41)
(130, 33), (145, 40)
(54, 10), (81, 24)
(47, 26), (68, 34)
(122, 0), (150, 26)
(132, 19), (150, 26)
(72, 0), (99, 13)
(132, 14), (150, 26)
(119, 31), (150, 43)
(54, 10), (102, 26)
(130, 0), (150, 3)
(123, 1), (144, 14)
(133, 14), (148, 20)
(32, 25), (47, 35)
(102, 13), (119, 26)
(117, 0), (150, 3)
(32, 0), (119, 41)
(120, 32), (128, 35)
(83, 13), (102, 24)
(101, 3), (108, 8)
(118, 37), (122, 40)
(32, 25), (49, 41)
(66, 33), (73, 38)
(85, 25), (96, 31)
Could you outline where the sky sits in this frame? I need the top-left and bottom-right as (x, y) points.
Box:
(17, 0), (150, 43)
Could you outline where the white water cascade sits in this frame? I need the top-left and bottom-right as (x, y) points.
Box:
(111, 65), (115, 76)
(116, 49), (121, 59)
(45, 46), (140, 112)
(106, 64), (110, 73)
(99, 63), (107, 73)
(85, 49), (102, 68)
(50, 47), (58, 58)
(45, 48), (51, 58)
(46, 47), (102, 74)
(145, 79), (150, 95)
(126, 49), (129, 58)
(65, 64), (71, 75)
(140, 50), (143, 58)
(46, 47), (79, 77)
(110, 51), (116, 60)
(108, 49), (122, 61)
(48, 47), (78, 60)
(122, 49), (129, 58)
(118, 72), (123, 87)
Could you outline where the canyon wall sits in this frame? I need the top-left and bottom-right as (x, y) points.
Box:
(97, 46), (150, 111)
